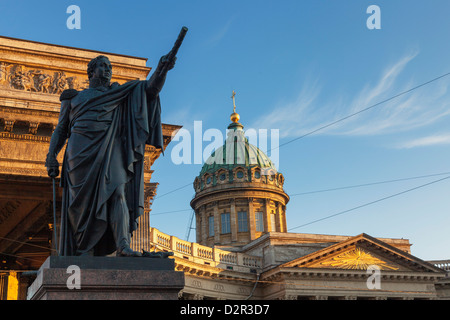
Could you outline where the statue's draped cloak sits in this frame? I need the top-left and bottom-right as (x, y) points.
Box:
(59, 80), (163, 256)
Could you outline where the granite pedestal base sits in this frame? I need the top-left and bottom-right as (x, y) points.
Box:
(27, 256), (185, 300)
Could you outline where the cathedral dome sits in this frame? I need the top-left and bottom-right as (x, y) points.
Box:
(199, 120), (277, 177)
(190, 92), (289, 249)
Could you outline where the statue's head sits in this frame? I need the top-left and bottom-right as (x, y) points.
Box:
(87, 55), (112, 84)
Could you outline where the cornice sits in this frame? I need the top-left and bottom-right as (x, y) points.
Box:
(0, 132), (50, 143)
(191, 185), (289, 209)
(0, 105), (58, 119)
(262, 267), (446, 282)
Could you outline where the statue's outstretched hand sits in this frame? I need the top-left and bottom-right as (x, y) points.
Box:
(146, 52), (177, 96)
(157, 53), (177, 75)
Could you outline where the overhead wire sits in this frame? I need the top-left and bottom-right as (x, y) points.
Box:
(0, 236), (56, 252)
(0, 236), (55, 269)
(151, 208), (192, 216)
(152, 182), (192, 200)
(289, 171), (450, 196)
(0, 251), (44, 264)
(288, 174), (450, 231)
(148, 170), (450, 216)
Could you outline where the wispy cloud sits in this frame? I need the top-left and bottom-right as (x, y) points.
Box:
(205, 15), (237, 46)
(397, 134), (450, 149)
(250, 51), (450, 142)
(250, 80), (323, 138)
(163, 105), (202, 134)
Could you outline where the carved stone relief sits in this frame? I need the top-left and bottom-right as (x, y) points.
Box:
(0, 61), (91, 94)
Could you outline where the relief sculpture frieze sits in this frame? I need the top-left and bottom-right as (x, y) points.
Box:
(0, 61), (90, 94)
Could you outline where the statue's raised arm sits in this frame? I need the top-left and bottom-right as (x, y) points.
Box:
(146, 26), (188, 97)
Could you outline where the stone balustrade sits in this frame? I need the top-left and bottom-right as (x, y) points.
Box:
(428, 260), (450, 272)
(149, 227), (262, 273)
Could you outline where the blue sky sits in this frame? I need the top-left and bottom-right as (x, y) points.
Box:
(1, 1), (449, 260)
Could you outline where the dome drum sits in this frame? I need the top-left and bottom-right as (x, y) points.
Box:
(193, 196), (288, 248)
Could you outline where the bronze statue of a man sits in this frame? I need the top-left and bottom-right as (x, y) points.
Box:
(45, 53), (176, 257)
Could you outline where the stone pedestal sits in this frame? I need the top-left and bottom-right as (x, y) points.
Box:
(27, 256), (184, 300)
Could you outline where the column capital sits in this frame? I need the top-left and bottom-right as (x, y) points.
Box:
(4, 119), (15, 132)
(28, 122), (40, 135)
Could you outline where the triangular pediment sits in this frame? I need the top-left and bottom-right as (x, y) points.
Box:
(280, 233), (443, 273)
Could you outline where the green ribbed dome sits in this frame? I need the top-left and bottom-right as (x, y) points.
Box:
(199, 121), (277, 176)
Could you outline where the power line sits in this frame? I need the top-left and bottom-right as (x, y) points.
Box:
(288, 174), (450, 232)
(0, 236), (55, 252)
(289, 171), (450, 196)
(153, 182), (192, 200)
(0, 251), (44, 264)
(149, 171), (450, 216)
(150, 208), (192, 216)
(185, 209), (195, 241)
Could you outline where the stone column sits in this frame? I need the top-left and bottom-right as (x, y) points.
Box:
(230, 199), (237, 242)
(200, 205), (207, 245)
(195, 208), (201, 244)
(213, 201), (220, 244)
(264, 199), (270, 232)
(130, 209), (151, 252)
(248, 198), (255, 240)
(276, 202), (283, 232)
(280, 205), (287, 232)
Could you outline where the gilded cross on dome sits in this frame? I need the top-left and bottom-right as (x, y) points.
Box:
(231, 90), (237, 113)
(230, 90), (240, 123)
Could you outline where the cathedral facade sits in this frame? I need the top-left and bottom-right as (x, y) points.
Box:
(151, 109), (450, 300)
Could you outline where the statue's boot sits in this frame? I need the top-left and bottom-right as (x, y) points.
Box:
(142, 250), (174, 258)
(116, 245), (142, 257)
